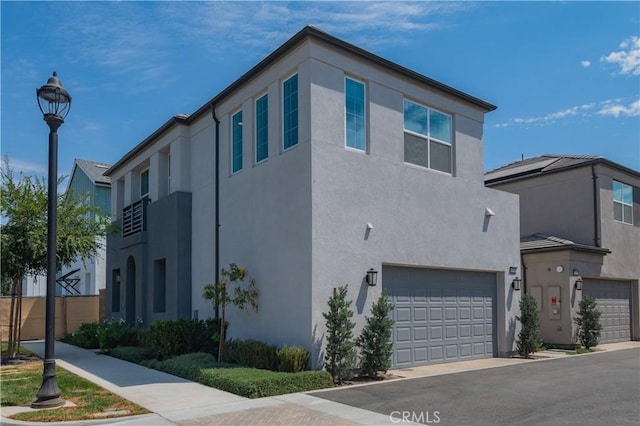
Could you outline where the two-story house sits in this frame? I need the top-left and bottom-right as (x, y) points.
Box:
(105, 26), (521, 368)
(23, 159), (111, 297)
(486, 154), (640, 346)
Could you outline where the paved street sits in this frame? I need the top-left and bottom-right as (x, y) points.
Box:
(312, 348), (640, 426)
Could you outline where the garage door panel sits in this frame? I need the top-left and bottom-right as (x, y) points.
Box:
(583, 279), (631, 344)
(385, 266), (497, 368)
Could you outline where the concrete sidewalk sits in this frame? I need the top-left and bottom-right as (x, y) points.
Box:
(2, 340), (638, 425)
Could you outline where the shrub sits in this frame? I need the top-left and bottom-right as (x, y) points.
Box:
(96, 319), (144, 351)
(277, 346), (309, 373)
(516, 294), (543, 358)
(575, 295), (602, 349)
(357, 293), (394, 378)
(72, 322), (101, 349)
(224, 339), (278, 371)
(110, 346), (153, 364)
(323, 285), (356, 384)
(145, 318), (226, 360)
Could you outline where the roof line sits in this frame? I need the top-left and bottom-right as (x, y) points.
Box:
(486, 157), (640, 186)
(106, 25), (496, 177)
(521, 245), (611, 255)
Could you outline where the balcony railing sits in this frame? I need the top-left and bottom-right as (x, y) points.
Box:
(122, 197), (149, 237)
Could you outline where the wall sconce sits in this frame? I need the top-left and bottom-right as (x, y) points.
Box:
(366, 268), (378, 286)
(574, 278), (583, 291)
(485, 208), (495, 217)
(511, 277), (522, 291)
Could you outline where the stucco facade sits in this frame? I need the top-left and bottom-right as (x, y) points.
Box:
(486, 155), (640, 345)
(106, 26), (521, 366)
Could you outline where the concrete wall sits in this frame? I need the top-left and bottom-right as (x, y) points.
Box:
(0, 296), (100, 341)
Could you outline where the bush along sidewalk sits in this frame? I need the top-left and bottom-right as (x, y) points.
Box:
(575, 295), (602, 349)
(516, 294), (543, 358)
(357, 292), (394, 379)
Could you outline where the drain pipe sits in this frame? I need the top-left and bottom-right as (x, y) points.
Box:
(211, 104), (220, 320)
(591, 164), (600, 247)
(521, 252), (528, 294)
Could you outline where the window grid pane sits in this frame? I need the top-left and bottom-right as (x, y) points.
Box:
(613, 181), (633, 224)
(345, 78), (366, 150)
(256, 95), (269, 162)
(403, 100), (452, 173)
(283, 74), (298, 150)
(232, 111), (243, 173)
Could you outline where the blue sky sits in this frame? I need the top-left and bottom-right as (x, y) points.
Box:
(2, 1), (639, 181)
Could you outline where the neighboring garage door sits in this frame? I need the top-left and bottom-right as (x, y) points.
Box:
(383, 266), (497, 368)
(583, 279), (632, 343)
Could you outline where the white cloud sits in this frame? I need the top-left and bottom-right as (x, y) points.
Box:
(600, 35), (640, 76)
(494, 99), (638, 128)
(3, 158), (47, 175)
(597, 99), (640, 117)
(581, 60), (591, 68)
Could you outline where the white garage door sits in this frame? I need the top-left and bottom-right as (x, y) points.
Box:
(383, 266), (497, 368)
(583, 279), (632, 343)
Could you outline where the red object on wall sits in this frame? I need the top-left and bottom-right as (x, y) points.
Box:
(551, 297), (557, 306)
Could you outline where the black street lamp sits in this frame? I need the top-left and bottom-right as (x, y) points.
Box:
(32, 71), (71, 409)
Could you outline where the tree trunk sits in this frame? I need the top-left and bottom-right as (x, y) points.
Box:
(16, 278), (23, 356)
(6, 276), (21, 359)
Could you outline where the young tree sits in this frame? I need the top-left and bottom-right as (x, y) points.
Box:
(323, 285), (356, 384)
(575, 295), (602, 349)
(202, 263), (258, 362)
(516, 294), (543, 358)
(357, 292), (394, 379)
(1, 157), (111, 358)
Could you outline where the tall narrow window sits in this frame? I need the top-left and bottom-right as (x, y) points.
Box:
(345, 78), (366, 151)
(140, 169), (149, 197)
(111, 269), (121, 312)
(232, 110), (243, 173)
(153, 259), (166, 313)
(613, 180), (633, 224)
(403, 100), (452, 173)
(283, 74), (298, 150)
(256, 94), (269, 163)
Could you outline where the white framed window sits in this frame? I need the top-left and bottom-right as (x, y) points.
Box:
(403, 99), (452, 173)
(140, 169), (149, 197)
(345, 77), (366, 151)
(256, 94), (269, 163)
(283, 74), (298, 150)
(613, 180), (633, 224)
(232, 110), (243, 174)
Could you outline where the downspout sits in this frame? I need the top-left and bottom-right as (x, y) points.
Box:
(591, 164), (600, 247)
(211, 104), (220, 320)
(521, 252), (528, 294)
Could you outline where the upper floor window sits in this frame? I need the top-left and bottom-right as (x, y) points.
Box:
(345, 78), (366, 151)
(613, 180), (633, 224)
(256, 94), (269, 163)
(140, 169), (149, 197)
(232, 110), (243, 173)
(283, 74), (298, 150)
(403, 100), (452, 174)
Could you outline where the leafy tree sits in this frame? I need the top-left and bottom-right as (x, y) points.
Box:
(575, 295), (602, 349)
(357, 292), (394, 378)
(516, 294), (543, 358)
(323, 285), (356, 384)
(1, 156), (111, 358)
(202, 263), (258, 362)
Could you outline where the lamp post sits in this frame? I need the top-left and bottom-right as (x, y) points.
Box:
(32, 71), (71, 409)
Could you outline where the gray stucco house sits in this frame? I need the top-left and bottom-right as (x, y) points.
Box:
(105, 26), (521, 368)
(486, 154), (640, 346)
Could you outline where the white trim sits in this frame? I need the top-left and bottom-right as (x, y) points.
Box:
(613, 180), (633, 225)
(282, 72), (299, 152)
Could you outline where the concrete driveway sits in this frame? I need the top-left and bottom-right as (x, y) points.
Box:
(311, 348), (640, 426)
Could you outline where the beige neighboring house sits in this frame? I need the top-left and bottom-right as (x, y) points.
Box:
(486, 154), (640, 347)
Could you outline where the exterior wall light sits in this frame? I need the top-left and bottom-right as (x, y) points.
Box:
(511, 277), (522, 291)
(574, 278), (584, 291)
(366, 268), (378, 286)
